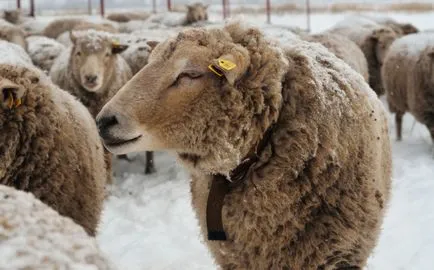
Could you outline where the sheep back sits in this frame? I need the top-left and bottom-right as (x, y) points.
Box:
(0, 53), (107, 235)
(26, 35), (66, 72)
(303, 33), (369, 82)
(0, 185), (115, 269)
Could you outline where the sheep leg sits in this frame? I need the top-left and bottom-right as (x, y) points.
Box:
(145, 151), (156, 174)
(396, 112), (404, 141)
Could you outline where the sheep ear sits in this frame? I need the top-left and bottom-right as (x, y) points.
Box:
(428, 51), (434, 58)
(146, 40), (159, 50)
(210, 50), (250, 86)
(69, 31), (77, 44)
(0, 79), (25, 110)
(112, 43), (128, 54)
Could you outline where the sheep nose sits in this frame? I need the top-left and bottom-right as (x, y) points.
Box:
(97, 115), (118, 138)
(85, 75), (98, 84)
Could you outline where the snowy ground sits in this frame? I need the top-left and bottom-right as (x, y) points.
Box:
(95, 12), (434, 270)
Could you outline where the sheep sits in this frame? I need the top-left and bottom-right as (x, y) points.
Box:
(359, 15), (419, 35)
(50, 30), (155, 175)
(96, 22), (392, 269)
(42, 18), (117, 39)
(185, 3), (209, 25)
(106, 11), (150, 23)
(382, 32), (434, 145)
(0, 19), (27, 50)
(303, 33), (369, 82)
(0, 41), (107, 236)
(26, 36), (66, 72)
(328, 23), (398, 95)
(0, 185), (115, 269)
(115, 33), (160, 74)
(3, 9), (22, 24)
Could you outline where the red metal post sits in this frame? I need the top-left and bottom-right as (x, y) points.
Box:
(266, 0), (271, 24)
(100, 0), (105, 17)
(167, 0), (172, 11)
(152, 0), (157, 13)
(306, 0), (311, 32)
(16, 0), (21, 9)
(29, 0), (35, 17)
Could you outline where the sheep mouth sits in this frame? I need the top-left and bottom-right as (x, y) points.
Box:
(104, 135), (142, 148)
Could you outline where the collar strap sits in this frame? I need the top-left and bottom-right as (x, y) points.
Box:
(206, 124), (275, 241)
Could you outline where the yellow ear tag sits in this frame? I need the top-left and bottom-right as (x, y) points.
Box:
(5, 91), (21, 109)
(14, 98), (21, 108)
(217, 59), (236, 71)
(6, 92), (14, 109)
(208, 64), (223, 77)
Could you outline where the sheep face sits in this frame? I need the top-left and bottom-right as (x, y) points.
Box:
(186, 3), (209, 23)
(70, 31), (127, 93)
(4, 10), (21, 24)
(0, 30), (27, 50)
(372, 28), (397, 65)
(97, 28), (266, 173)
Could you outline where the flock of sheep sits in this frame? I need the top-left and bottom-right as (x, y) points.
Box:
(0, 3), (432, 270)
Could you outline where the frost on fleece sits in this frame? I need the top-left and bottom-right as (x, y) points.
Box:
(0, 185), (115, 270)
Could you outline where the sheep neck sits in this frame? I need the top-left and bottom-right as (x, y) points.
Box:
(206, 123), (276, 241)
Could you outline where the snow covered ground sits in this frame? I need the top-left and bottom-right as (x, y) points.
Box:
(93, 12), (434, 270)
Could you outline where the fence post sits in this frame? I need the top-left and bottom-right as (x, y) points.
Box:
(153, 0), (157, 13)
(29, 0), (35, 17)
(167, 0), (172, 11)
(16, 0), (21, 9)
(306, 0), (311, 32)
(266, 0), (271, 24)
(223, 0), (229, 19)
(100, 0), (105, 17)
(88, 0), (92, 15)
(227, 0), (230, 18)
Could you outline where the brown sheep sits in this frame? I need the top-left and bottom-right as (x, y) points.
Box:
(303, 33), (369, 82)
(328, 23), (398, 96)
(0, 185), (115, 269)
(42, 18), (117, 39)
(0, 19), (27, 50)
(96, 22), (392, 269)
(382, 32), (434, 144)
(4, 9), (22, 24)
(0, 41), (107, 236)
(185, 3), (209, 25)
(359, 15), (419, 35)
(106, 11), (150, 23)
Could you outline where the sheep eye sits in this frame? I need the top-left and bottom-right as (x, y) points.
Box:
(105, 52), (111, 57)
(171, 72), (203, 87)
(76, 51), (81, 56)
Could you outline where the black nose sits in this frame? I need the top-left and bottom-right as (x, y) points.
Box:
(97, 115), (118, 138)
(85, 75), (98, 84)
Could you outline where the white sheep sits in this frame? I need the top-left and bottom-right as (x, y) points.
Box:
(26, 35), (66, 72)
(0, 185), (115, 269)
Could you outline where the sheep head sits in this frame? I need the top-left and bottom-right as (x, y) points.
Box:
(97, 24), (287, 174)
(186, 3), (209, 24)
(371, 27), (397, 66)
(70, 30), (128, 93)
